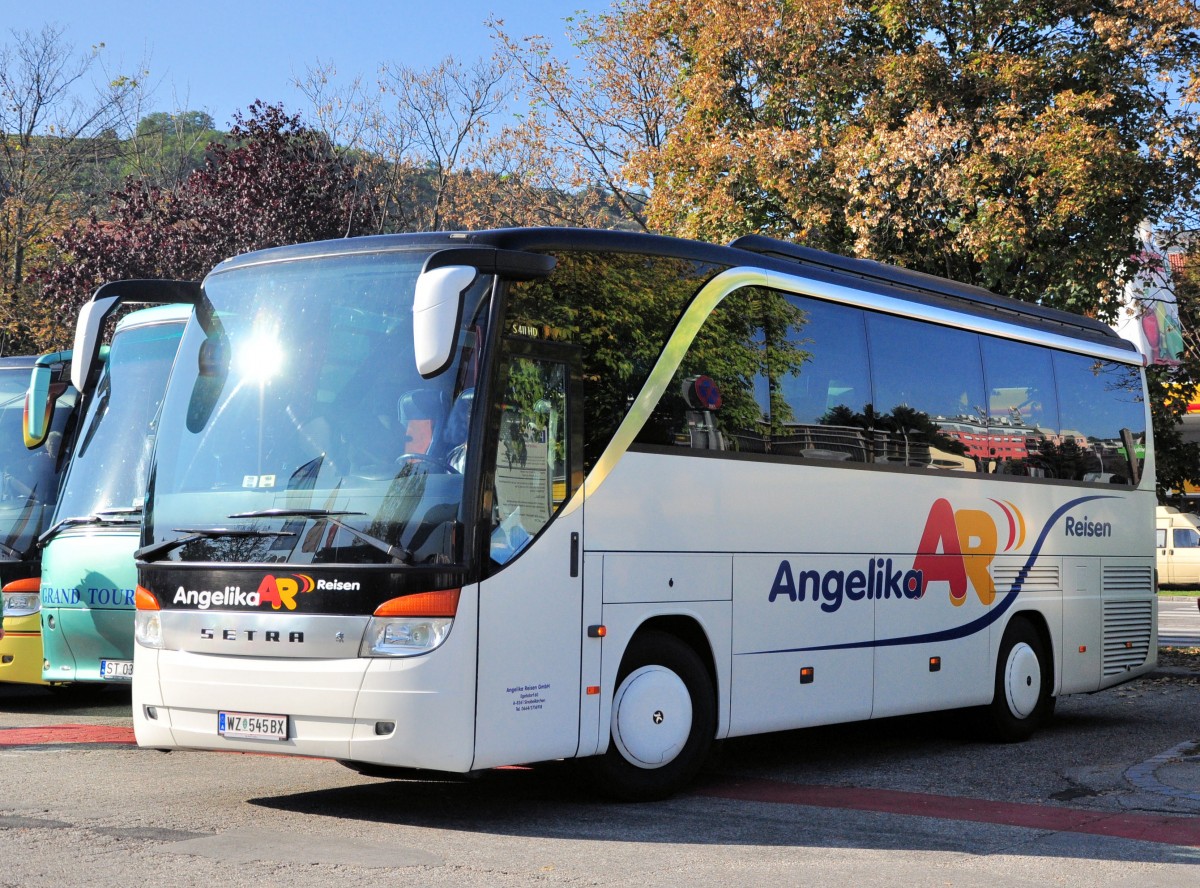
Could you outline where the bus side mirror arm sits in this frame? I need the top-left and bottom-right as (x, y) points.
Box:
(414, 248), (556, 379)
(70, 279), (202, 394)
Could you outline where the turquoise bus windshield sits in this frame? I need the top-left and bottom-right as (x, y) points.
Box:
(53, 320), (187, 523)
(0, 366), (74, 558)
(144, 250), (487, 565)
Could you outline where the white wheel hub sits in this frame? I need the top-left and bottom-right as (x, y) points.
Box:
(610, 665), (693, 769)
(1004, 641), (1042, 719)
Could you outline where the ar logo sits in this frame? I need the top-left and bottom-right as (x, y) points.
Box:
(256, 574), (315, 611)
(911, 498), (1025, 607)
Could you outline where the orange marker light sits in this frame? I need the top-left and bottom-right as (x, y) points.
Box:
(1079, 645), (1087, 653)
(373, 588), (460, 618)
(1, 577), (40, 595)
(135, 585), (160, 611)
(586, 686), (600, 696)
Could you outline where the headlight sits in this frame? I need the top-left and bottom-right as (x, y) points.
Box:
(2, 591), (40, 617)
(134, 610), (163, 649)
(360, 617), (453, 657)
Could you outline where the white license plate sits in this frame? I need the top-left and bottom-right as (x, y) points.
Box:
(218, 710), (288, 741)
(99, 659), (133, 681)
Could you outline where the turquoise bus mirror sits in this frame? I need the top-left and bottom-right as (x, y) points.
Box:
(413, 265), (475, 379)
(23, 350), (72, 449)
(23, 363), (54, 449)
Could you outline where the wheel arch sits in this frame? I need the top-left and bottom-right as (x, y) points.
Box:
(631, 614), (719, 707)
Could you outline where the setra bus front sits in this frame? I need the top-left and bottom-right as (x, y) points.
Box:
(132, 240), (527, 772)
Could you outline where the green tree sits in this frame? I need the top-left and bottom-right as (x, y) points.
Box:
(124, 110), (223, 187)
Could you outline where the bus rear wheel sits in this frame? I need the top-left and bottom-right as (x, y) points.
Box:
(590, 631), (715, 802)
(982, 616), (1053, 742)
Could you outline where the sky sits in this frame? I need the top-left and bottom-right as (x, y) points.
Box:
(2, 0), (591, 129)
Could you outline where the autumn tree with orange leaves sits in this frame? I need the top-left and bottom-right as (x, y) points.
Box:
(504, 0), (1200, 494)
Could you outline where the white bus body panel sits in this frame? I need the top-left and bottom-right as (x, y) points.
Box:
(584, 451), (1155, 738)
(133, 583), (480, 771)
(471, 505), (587, 770)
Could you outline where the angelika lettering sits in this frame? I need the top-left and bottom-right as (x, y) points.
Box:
(768, 558), (924, 613)
(173, 586), (259, 610)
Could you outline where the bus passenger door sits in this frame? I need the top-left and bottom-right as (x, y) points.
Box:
(472, 340), (586, 770)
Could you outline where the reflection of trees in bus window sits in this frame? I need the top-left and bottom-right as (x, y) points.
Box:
(490, 356), (568, 566)
(505, 251), (727, 471)
(645, 287), (811, 452)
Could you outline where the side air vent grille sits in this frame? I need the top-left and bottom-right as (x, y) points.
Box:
(992, 565), (1061, 592)
(1103, 565), (1153, 596)
(1102, 600), (1153, 676)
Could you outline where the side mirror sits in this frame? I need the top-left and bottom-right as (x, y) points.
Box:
(24, 364), (54, 449)
(71, 294), (121, 394)
(413, 265), (477, 379)
(24, 351), (72, 449)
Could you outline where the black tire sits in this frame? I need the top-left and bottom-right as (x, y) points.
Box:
(982, 617), (1054, 742)
(589, 630), (716, 802)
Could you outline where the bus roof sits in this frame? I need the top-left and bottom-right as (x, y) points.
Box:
(209, 228), (1134, 356)
(114, 302), (194, 332)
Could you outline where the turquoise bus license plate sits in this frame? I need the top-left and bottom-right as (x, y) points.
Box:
(99, 659), (133, 680)
(218, 711), (288, 740)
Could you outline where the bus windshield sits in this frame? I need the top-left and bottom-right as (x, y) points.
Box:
(0, 364), (73, 558)
(53, 318), (187, 525)
(144, 250), (487, 565)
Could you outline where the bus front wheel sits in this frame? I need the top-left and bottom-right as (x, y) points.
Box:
(590, 631), (715, 802)
(983, 616), (1053, 742)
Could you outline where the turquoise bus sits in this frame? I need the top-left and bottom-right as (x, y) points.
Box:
(30, 282), (196, 685)
(0, 354), (76, 684)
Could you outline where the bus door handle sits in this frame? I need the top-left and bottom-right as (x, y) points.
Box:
(570, 532), (579, 578)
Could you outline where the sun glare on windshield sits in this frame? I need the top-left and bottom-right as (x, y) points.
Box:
(235, 318), (287, 382)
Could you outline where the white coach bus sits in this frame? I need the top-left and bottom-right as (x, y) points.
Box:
(129, 229), (1155, 800)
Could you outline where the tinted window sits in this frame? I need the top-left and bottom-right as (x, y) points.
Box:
(979, 338), (1060, 478)
(505, 251), (726, 471)
(636, 289), (875, 464)
(867, 313), (984, 469)
(1052, 353), (1145, 484)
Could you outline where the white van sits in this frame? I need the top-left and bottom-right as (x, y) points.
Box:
(1156, 505), (1200, 586)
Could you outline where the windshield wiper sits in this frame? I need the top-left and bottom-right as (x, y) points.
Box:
(229, 508), (413, 564)
(134, 527), (298, 562)
(0, 540), (25, 559)
(37, 507), (144, 547)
